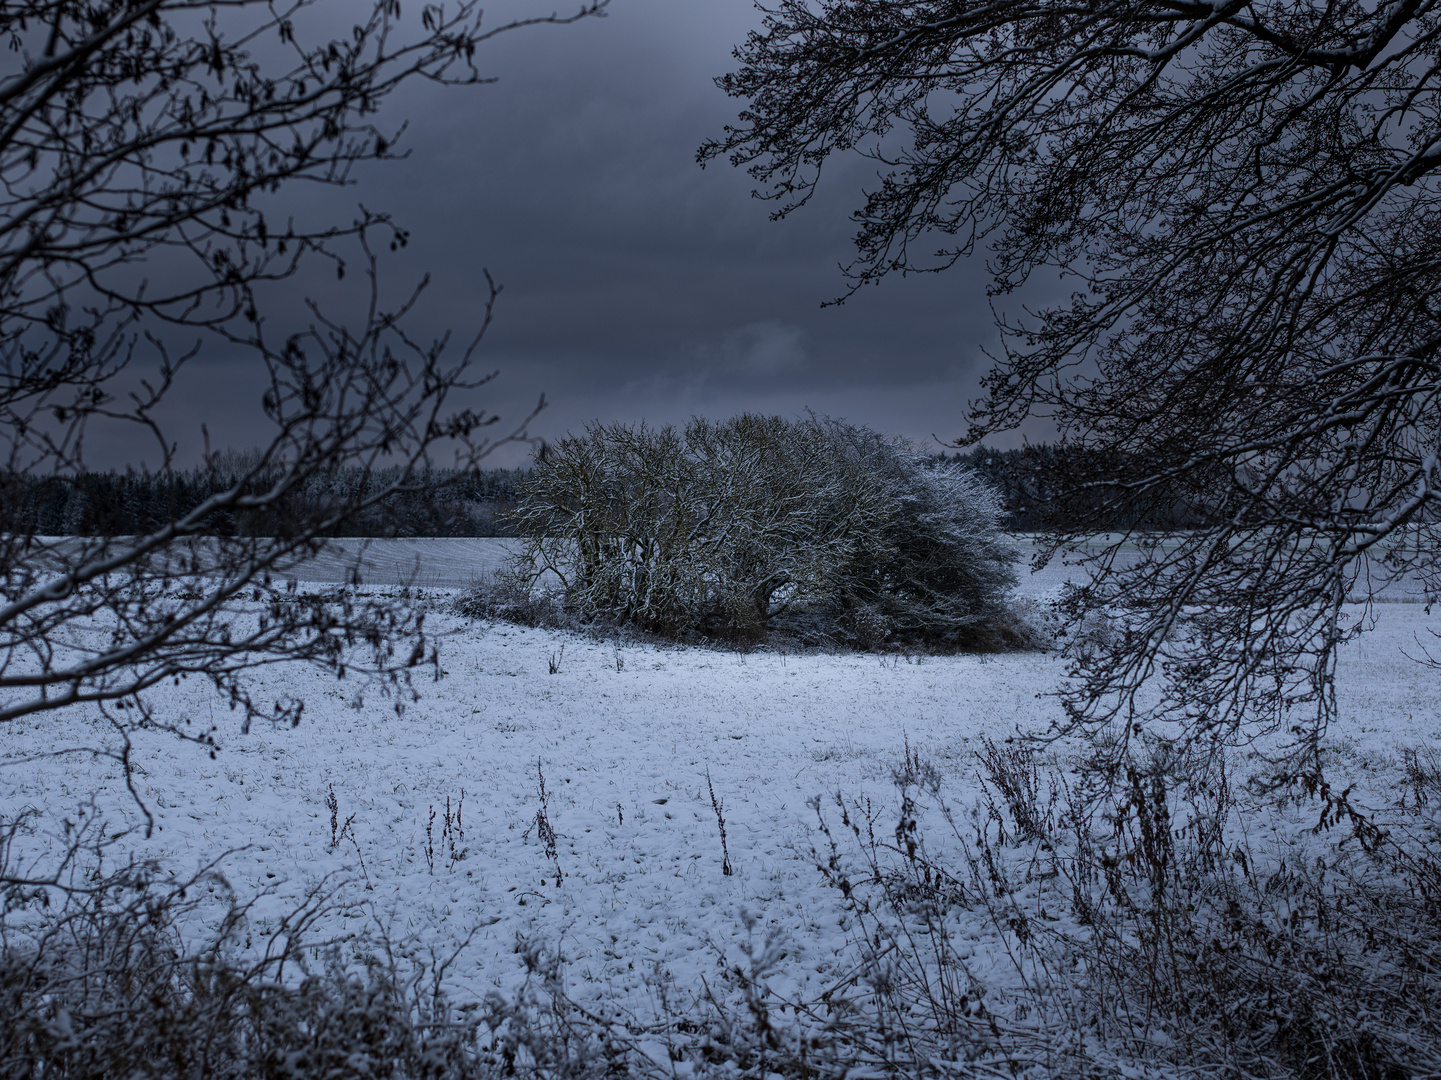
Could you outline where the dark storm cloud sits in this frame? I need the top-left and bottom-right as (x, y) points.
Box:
(170, 0), (1014, 466)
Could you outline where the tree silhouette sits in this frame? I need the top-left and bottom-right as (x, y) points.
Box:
(0, 0), (601, 816)
(705, 0), (1441, 780)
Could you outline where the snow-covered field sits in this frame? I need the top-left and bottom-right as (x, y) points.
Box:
(273, 537), (518, 589)
(260, 533), (1439, 603)
(2, 540), (1439, 1021)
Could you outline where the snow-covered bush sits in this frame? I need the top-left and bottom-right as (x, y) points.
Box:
(813, 421), (1020, 647)
(506, 416), (867, 640)
(506, 415), (1018, 646)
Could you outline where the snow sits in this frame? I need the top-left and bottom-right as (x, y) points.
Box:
(2, 539), (1439, 1021)
(273, 537), (518, 588)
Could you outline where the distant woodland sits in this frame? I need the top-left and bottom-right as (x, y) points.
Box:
(1, 445), (1203, 538)
(948, 445), (1210, 532)
(0, 463), (526, 538)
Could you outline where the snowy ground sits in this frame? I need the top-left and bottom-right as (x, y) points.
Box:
(287, 534), (1437, 603)
(2, 540), (1440, 1022)
(273, 537), (517, 588)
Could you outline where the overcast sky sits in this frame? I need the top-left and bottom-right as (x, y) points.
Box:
(168, 0), (1015, 468)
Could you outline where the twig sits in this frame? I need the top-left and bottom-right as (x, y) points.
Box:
(534, 758), (561, 885)
(707, 767), (733, 876)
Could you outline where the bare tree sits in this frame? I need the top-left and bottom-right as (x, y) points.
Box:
(0, 0), (603, 816)
(703, 0), (1441, 780)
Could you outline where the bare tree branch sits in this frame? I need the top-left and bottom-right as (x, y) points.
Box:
(706, 0), (1441, 781)
(0, 0), (603, 820)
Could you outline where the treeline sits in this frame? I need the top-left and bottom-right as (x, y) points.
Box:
(950, 444), (1212, 531)
(2, 443), (1209, 539)
(1, 463), (526, 537)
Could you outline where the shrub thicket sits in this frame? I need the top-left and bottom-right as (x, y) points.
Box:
(785, 743), (1441, 1080)
(0, 834), (487, 1080)
(503, 415), (1018, 646)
